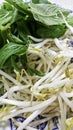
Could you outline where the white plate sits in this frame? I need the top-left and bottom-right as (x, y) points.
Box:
(0, 121), (10, 130)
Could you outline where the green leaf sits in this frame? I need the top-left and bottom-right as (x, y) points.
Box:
(29, 3), (69, 26)
(67, 15), (73, 26)
(0, 6), (18, 30)
(20, 54), (27, 68)
(2, 1), (15, 11)
(0, 30), (7, 46)
(11, 56), (20, 72)
(17, 20), (31, 44)
(0, 9), (12, 29)
(28, 67), (45, 76)
(6, 0), (29, 14)
(0, 42), (28, 68)
(32, 0), (49, 4)
(7, 32), (23, 43)
(17, 20), (30, 36)
(36, 24), (67, 38)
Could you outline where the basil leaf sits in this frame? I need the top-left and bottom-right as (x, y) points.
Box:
(32, 0), (49, 4)
(7, 32), (23, 43)
(28, 67), (45, 76)
(6, 0), (29, 14)
(36, 24), (66, 38)
(0, 42), (28, 68)
(11, 56), (20, 72)
(29, 3), (69, 26)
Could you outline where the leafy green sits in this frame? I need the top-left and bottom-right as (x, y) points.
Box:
(20, 55), (45, 76)
(6, 0), (30, 14)
(0, 42), (28, 68)
(32, 0), (49, 4)
(36, 24), (67, 38)
(0, 3), (18, 30)
(11, 56), (21, 72)
(28, 67), (45, 76)
(0, 9), (12, 30)
(17, 20), (31, 43)
(7, 32), (23, 43)
(29, 3), (69, 26)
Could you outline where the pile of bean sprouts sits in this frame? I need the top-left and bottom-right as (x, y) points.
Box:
(0, 21), (73, 130)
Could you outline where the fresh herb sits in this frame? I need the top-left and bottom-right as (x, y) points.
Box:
(28, 67), (45, 76)
(0, 42), (28, 68)
(36, 24), (67, 38)
(32, 0), (49, 4)
(29, 2), (69, 26)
